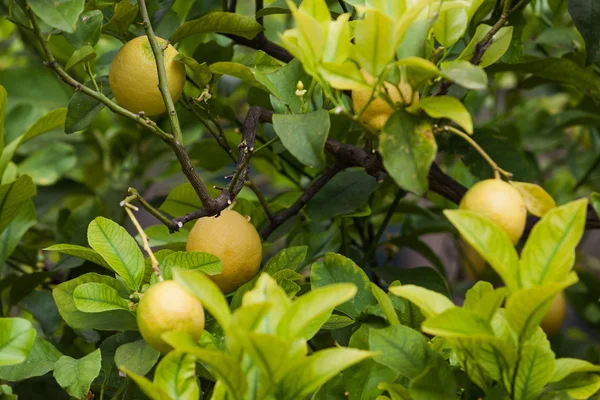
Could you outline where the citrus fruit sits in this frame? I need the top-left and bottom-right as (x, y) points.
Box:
(540, 292), (566, 336)
(136, 280), (205, 353)
(186, 209), (262, 294)
(461, 240), (488, 280)
(459, 179), (527, 244)
(109, 35), (186, 116)
(352, 69), (418, 130)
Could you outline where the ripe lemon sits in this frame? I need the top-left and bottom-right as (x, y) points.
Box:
(459, 179), (527, 244)
(109, 36), (186, 116)
(461, 240), (488, 280)
(136, 280), (205, 353)
(540, 292), (566, 336)
(352, 69), (418, 130)
(186, 209), (262, 294)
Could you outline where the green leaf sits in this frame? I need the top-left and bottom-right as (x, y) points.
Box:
(306, 168), (380, 220)
(433, 7), (468, 47)
(44, 244), (111, 269)
(373, 266), (451, 298)
(254, 59), (312, 113)
(422, 307), (495, 337)
(158, 251), (222, 280)
(114, 340), (160, 376)
(210, 61), (267, 89)
(278, 348), (373, 400)
(388, 284), (455, 318)
(64, 10), (103, 48)
(440, 61), (488, 90)
(444, 209), (521, 291)
(0, 318), (36, 367)
(512, 343), (555, 400)
(234, 332), (291, 383)
(505, 277), (577, 343)
(28, 0), (84, 33)
(369, 324), (429, 379)
(173, 269), (232, 331)
(73, 283), (131, 313)
(263, 246), (308, 274)
(103, 0), (139, 34)
(0, 200), (35, 267)
(160, 183), (203, 216)
(380, 112), (436, 195)
(371, 283), (400, 325)
(154, 350), (200, 400)
(463, 284), (508, 322)
(256, 0), (301, 17)
(510, 181), (556, 218)
(419, 96), (473, 134)
(88, 217), (144, 291)
(548, 373), (600, 399)
(18, 142), (76, 186)
(277, 283), (358, 340)
(379, 382), (412, 400)
(53, 273), (138, 331)
(0, 84), (6, 151)
(171, 12), (263, 43)
(53, 349), (101, 399)
(173, 55), (212, 88)
(178, 346), (246, 400)
(409, 351), (459, 400)
(458, 25), (514, 68)
(64, 45), (96, 71)
(354, 9), (397, 76)
(310, 253), (376, 319)
(0, 175), (37, 236)
(551, 358), (600, 382)
(65, 76), (112, 134)
(122, 367), (171, 400)
(273, 109), (330, 169)
(322, 314), (355, 330)
(567, 0), (600, 65)
(520, 199), (587, 287)
(0, 337), (61, 381)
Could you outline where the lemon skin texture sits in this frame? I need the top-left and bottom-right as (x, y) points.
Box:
(352, 70), (418, 130)
(186, 209), (263, 294)
(461, 240), (488, 280)
(540, 292), (566, 336)
(459, 179), (527, 244)
(109, 36), (186, 116)
(136, 280), (205, 353)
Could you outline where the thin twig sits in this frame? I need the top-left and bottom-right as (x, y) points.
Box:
(245, 180), (275, 220)
(122, 202), (162, 280)
(138, 0), (184, 144)
(126, 188), (177, 230)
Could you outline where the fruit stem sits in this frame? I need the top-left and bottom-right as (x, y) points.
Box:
(441, 125), (513, 180)
(138, 0), (185, 145)
(122, 198), (162, 281)
(253, 136), (280, 154)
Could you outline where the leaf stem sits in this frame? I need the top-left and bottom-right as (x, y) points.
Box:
(121, 200), (162, 280)
(253, 136), (280, 154)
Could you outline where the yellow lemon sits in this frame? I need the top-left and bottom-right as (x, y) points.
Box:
(459, 179), (527, 244)
(461, 240), (488, 280)
(136, 280), (205, 353)
(352, 69), (418, 130)
(186, 209), (262, 294)
(109, 36), (186, 116)
(540, 292), (566, 337)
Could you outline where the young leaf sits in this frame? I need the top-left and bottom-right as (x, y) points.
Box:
(160, 183), (203, 216)
(28, 0), (83, 33)
(173, 269), (232, 331)
(433, 7), (468, 48)
(277, 283), (358, 340)
(458, 25), (514, 68)
(520, 199), (587, 287)
(419, 96), (473, 134)
(369, 324), (429, 379)
(43, 244), (111, 269)
(548, 373), (600, 399)
(210, 62), (267, 89)
(87, 217), (145, 291)
(0, 337), (61, 381)
(371, 283), (400, 325)
(121, 367), (172, 400)
(510, 181), (556, 217)
(64, 10), (103, 48)
(388, 285), (455, 318)
(0, 175), (37, 236)
(170, 12), (264, 43)
(444, 210), (521, 291)
(53, 273), (138, 331)
(278, 348), (373, 400)
(511, 343), (555, 400)
(173, 55), (212, 88)
(551, 358), (600, 382)
(0, 318), (36, 367)
(153, 350), (200, 400)
(440, 61), (488, 90)
(310, 253), (376, 319)
(73, 283), (131, 313)
(234, 332), (291, 382)
(159, 251), (222, 280)
(409, 351), (459, 400)
(263, 246), (308, 274)
(65, 76), (112, 134)
(272, 109), (330, 169)
(64, 45), (96, 71)
(114, 340), (160, 377)
(103, 0), (139, 34)
(0, 84), (5, 151)
(354, 8), (396, 76)
(380, 113), (436, 195)
(379, 382), (412, 400)
(422, 307), (495, 337)
(53, 349), (101, 399)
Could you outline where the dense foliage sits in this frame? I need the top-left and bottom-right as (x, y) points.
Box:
(1, 0), (600, 399)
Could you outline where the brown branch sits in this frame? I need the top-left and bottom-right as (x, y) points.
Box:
(226, 34), (293, 63)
